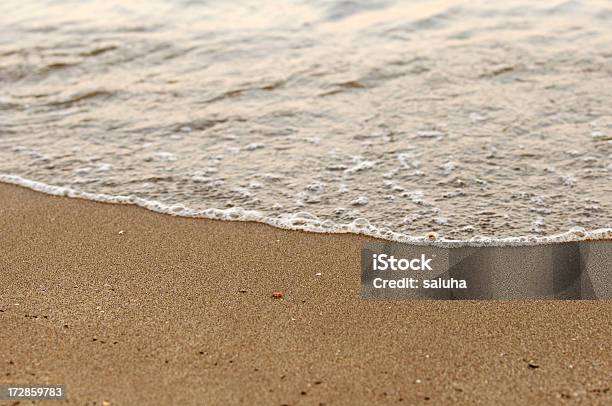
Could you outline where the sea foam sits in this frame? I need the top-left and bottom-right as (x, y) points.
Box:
(2, 174), (611, 248)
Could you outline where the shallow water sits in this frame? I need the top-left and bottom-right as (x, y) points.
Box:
(1, 0), (612, 242)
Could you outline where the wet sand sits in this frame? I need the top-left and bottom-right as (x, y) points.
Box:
(0, 182), (610, 405)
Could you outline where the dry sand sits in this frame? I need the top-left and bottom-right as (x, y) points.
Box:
(0, 183), (610, 405)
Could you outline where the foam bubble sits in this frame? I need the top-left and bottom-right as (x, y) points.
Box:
(344, 160), (376, 174)
(351, 196), (369, 206)
(154, 152), (177, 162)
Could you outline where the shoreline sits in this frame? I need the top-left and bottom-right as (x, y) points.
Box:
(0, 182), (611, 405)
(1, 174), (612, 248)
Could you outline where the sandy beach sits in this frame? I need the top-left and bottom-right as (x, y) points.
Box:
(0, 182), (610, 405)
(3, 1), (612, 404)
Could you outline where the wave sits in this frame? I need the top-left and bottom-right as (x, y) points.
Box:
(2, 173), (611, 248)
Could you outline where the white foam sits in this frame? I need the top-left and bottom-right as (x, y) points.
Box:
(351, 196), (369, 206)
(416, 130), (445, 138)
(157, 152), (177, 160)
(1, 174), (611, 248)
(344, 159), (376, 174)
(244, 143), (264, 151)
